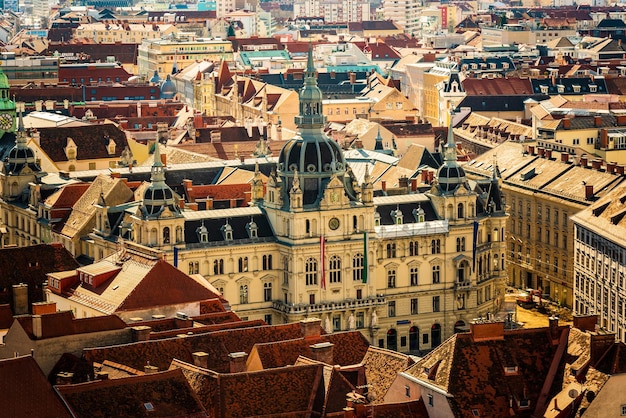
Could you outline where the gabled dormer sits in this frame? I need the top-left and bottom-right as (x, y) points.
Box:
(221, 221), (233, 241)
(196, 221), (208, 243)
(106, 136), (116, 156)
(65, 137), (77, 161)
(245, 218), (258, 239)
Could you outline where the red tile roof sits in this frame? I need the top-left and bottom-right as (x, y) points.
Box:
(15, 311), (127, 340)
(84, 322), (310, 373)
(118, 259), (221, 312)
(151, 319), (266, 340)
(38, 123), (129, 162)
(55, 368), (207, 417)
(173, 360), (325, 417)
(463, 77), (533, 96)
(0, 304), (13, 329)
(0, 244), (79, 311)
(184, 183), (252, 204)
(0, 355), (70, 417)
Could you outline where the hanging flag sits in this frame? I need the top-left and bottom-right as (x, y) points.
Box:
(320, 236), (326, 290)
(173, 247), (179, 268)
(362, 231), (368, 284)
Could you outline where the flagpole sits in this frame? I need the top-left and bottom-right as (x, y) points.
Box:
(320, 236), (326, 290)
(363, 231), (368, 284)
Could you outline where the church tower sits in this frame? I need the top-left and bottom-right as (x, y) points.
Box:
(0, 111), (42, 201)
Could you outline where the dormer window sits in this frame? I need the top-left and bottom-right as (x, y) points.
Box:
(572, 84), (581, 93)
(504, 365), (519, 375)
(107, 137), (116, 155)
(413, 205), (425, 222)
(391, 207), (403, 225)
(557, 84), (565, 93)
(590, 84), (598, 93)
(196, 222), (208, 243)
(65, 137), (77, 160)
(374, 211), (381, 226)
(221, 222), (233, 241)
(540, 85), (549, 94)
(246, 218), (258, 239)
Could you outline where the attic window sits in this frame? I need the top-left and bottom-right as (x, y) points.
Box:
(557, 84), (565, 93)
(472, 410), (480, 417)
(504, 365), (519, 375)
(573, 85), (581, 93)
(590, 84), (598, 93)
(245, 219), (258, 239)
(592, 202), (610, 217)
(196, 223), (208, 243)
(144, 402), (154, 412)
(540, 85), (549, 94)
(518, 399), (530, 409)
(374, 212), (381, 226)
(221, 222), (233, 241)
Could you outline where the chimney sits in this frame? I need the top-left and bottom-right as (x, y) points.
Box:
(32, 301), (56, 315)
(469, 320), (505, 342)
(600, 129), (609, 148)
(573, 314), (598, 332)
(349, 72), (356, 84)
(144, 363), (159, 374)
(161, 153), (167, 167)
(618, 115), (626, 126)
(590, 333), (616, 365)
(131, 325), (152, 342)
(563, 118), (571, 129)
(549, 316), (560, 342)
(617, 165), (625, 175)
(421, 170), (428, 184)
(545, 149), (552, 159)
(607, 162), (616, 174)
(398, 176), (409, 189)
(591, 159), (602, 170)
(594, 116), (602, 127)
(192, 351), (209, 369)
(381, 181), (387, 192)
(354, 139), (363, 149)
(585, 184), (594, 200)
(179, 198), (185, 209)
(310, 342), (334, 364)
(427, 171), (434, 184)
(56, 372), (74, 385)
(528, 145), (535, 155)
(561, 153), (570, 163)
(228, 351), (248, 373)
(32, 315), (42, 339)
(301, 317), (322, 339)
(110, 172), (121, 179)
(537, 147), (545, 158)
(580, 155), (588, 167)
(411, 178), (418, 192)
(183, 178), (192, 191)
(12, 283), (28, 315)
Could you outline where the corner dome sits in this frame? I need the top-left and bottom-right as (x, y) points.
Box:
(160, 75), (177, 99)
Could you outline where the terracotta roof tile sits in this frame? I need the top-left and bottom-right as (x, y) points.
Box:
(15, 311), (126, 340)
(55, 368), (207, 417)
(84, 322), (308, 373)
(172, 360), (324, 418)
(0, 355), (70, 417)
(0, 244), (79, 311)
(38, 123), (129, 162)
(362, 346), (414, 404)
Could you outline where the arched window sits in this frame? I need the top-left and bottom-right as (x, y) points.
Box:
(263, 282), (272, 301)
(386, 243), (396, 258)
(409, 326), (419, 352)
(329, 255), (341, 283)
(457, 260), (469, 282)
(188, 261), (199, 275)
(353, 253), (363, 281)
(387, 268), (396, 288)
(238, 257), (248, 272)
(214, 259), (224, 275)
(387, 328), (397, 351)
(409, 241), (419, 256)
(283, 257), (289, 285)
(410, 266), (419, 286)
(431, 323), (442, 347)
(456, 237), (466, 252)
(305, 258), (318, 285)
(175, 226), (183, 243)
(239, 285), (248, 304)
(431, 239), (441, 254)
(457, 203), (464, 219)
(163, 227), (170, 244)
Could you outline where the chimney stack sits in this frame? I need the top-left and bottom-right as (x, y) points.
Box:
(545, 149), (552, 159)
(32, 301), (56, 315)
(580, 155), (588, 167)
(301, 317), (322, 339)
(594, 116), (602, 127)
(398, 176), (409, 189)
(607, 162), (616, 174)
(411, 178), (418, 192)
(561, 153), (570, 163)
(421, 170), (428, 184)
(229, 352), (248, 373)
(563, 118), (571, 129)
(528, 145), (535, 155)
(131, 325), (152, 342)
(192, 351), (209, 369)
(538, 147), (545, 158)
(12, 283), (28, 315)
(591, 159), (602, 170)
(585, 184), (594, 200)
(617, 165), (625, 175)
(310, 342), (335, 364)
(381, 181), (387, 192)
(573, 314), (598, 332)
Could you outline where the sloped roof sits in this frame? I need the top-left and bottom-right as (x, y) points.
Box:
(463, 77), (533, 96)
(55, 368), (207, 418)
(0, 243), (79, 310)
(38, 123), (128, 162)
(362, 346), (414, 404)
(15, 311), (126, 340)
(0, 356), (70, 417)
(172, 360), (325, 417)
(402, 325), (569, 417)
(84, 322), (311, 373)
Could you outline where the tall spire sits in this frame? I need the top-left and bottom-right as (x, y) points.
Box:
(151, 141), (166, 184)
(15, 108), (27, 147)
(294, 43), (325, 129)
(374, 125), (384, 151)
(444, 108), (457, 163)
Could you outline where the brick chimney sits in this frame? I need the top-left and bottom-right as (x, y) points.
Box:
(591, 159), (602, 170)
(594, 116), (602, 127)
(548, 316), (560, 342)
(229, 352), (248, 373)
(301, 317), (322, 339)
(617, 165), (625, 175)
(585, 185), (594, 200)
(573, 314), (598, 332)
(131, 325), (152, 342)
(192, 351), (209, 369)
(528, 145), (535, 155)
(310, 342), (335, 364)
(545, 149), (552, 159)
(580, 155), (588, 167)
(607, 162), (616, 174)
(32, 301), (56, 315)
(538, 147), (545, 158)
(561, 153), (570, 163)
(590, 333), (616, 365)
(411, 178), (418, 192)
(398, 176), (409, 189)
(381, 181), (387, 192)
(12, 283), (28, 315)
(421, 170), (428, 184)
(563, 118), (571, 129)
(470, 320), (505, 342)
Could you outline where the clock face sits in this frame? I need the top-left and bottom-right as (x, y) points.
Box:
(0, 113), (12, 130)
(329, 217), (340, 230)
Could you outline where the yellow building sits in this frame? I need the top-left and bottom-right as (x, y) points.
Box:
(75, 23), (179, 44)
(137, 35), (234, 78)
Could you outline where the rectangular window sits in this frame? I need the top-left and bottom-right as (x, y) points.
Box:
(89, 162), (96, 170)
(411, 298), (418, 315)
(410, 267), (419, 286)
(432, 265), (440, 284)
(333, 315), (341, 331)
(356, 312), (364, 329)
(433, 296), (440, 312)
(264, 314), (272, 325)
(388, 301), (396, 317)
(405, 385), (410, 397)
(428, 394), (434, 407)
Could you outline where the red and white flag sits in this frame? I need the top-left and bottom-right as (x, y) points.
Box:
(320, 236), (326, 290)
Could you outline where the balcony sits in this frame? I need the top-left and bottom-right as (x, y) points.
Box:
(455, 281), (472, 290)
(272, 296), (387, 315)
